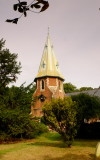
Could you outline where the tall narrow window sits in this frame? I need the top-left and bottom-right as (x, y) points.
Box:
(41, 80), (45, 90)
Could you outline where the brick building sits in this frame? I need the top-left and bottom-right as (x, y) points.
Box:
(31, 33), (65, 117)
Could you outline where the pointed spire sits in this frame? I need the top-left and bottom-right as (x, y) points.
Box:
(35, 32), (64, 81)
(48, 27), (50, 35)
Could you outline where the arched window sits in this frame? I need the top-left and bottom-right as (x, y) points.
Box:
(41, 80), (45, 90)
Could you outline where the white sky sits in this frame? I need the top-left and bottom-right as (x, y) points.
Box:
(0, 0), (100, 88)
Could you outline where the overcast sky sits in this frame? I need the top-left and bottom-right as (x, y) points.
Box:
(0, 0), (100, 88)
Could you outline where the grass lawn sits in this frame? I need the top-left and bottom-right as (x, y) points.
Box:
(0, 132), (100, 160)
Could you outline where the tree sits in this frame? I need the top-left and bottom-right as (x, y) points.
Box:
(0, 82), (47, 142)
(71, 93), (100, 139)
(64, 82), (78, 93)
(71, 93), (100, 125)
(0, 108), (48, 141)
(0, 39), (21, 88)
(6, 0), (49, 24)
(79, 87), (93, 91)
(43, 97), (77, 147)
(0, 82), (36, 113)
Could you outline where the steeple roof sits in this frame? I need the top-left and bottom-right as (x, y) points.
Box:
(35, 32), (64, 81)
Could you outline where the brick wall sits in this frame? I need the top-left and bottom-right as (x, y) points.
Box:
(31, 77), (65, 117)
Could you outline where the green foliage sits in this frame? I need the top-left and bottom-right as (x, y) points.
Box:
(0, 80), (46, 142)
(43, 97), (77, 147)
(64, 83), (78, 93)
(0, 82), (36, 113)
(63, 82), (94, 93)
(0, 38), (5, 50)
(0, 38), (47, 142)
(79, 87), (93, 91)
(0, 39), (21, 88)
(0, 108), (48, 141)
(71, 93), (100, 124)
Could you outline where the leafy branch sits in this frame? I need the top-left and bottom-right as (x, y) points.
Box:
(6, 0), (49, 24)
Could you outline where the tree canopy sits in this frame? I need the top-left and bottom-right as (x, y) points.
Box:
(0, 82), (46, 142)
(71, 93), (100, 124)
(0, 108), (48, 141)
(79, 87), (93, 91)
(43, 97), (77, 147)
(0, 39), (48, 142)
(0, 39), (21, 88)
(63, 82), (94, 93)
(64, 83), (78, 93)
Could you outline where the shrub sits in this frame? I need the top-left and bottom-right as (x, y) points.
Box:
(0, 109), (48, 141)
(43, 97), (77, 147)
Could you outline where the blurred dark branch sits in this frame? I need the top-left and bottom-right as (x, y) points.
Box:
(6, 0), (49, 24)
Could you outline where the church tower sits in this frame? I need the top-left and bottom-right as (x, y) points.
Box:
(31, 32), (65, 117)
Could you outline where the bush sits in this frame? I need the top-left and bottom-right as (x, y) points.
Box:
(71, 93), (100, 139)
(0, 109), (48, 141)
(43, 97), (77, 147)
(0, 133), (11, 143)
(24, 121), (48, 139)
(71, 93), (100, 124)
